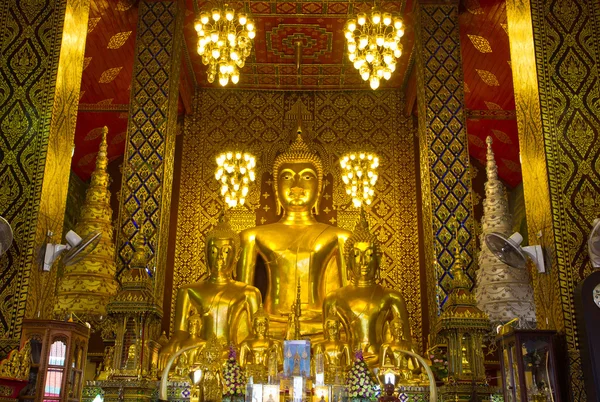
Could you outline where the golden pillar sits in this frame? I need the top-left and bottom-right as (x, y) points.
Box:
(505, 0), (600, 397)
(0, 0), (90, 344)
(115, 0), (183, 305)
(414, 0), (477, 324)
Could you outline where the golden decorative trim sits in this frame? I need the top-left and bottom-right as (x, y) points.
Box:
(78, 103), (129, 112)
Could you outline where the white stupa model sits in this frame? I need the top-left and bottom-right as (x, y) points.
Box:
(474, 136), (537, 328)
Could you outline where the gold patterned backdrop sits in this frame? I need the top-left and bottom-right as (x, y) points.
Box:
(172, 89), (424, 350)
(0, 0), (89, 344)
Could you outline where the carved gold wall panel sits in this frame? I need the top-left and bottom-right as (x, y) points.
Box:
(506, 0), (600, 397)
(0, 0), (90, 342)
(173, 89), (423, 351)
(115, 0), (183, 306)
(414, 1), (477, 326)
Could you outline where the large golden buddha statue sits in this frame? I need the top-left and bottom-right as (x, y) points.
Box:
(322, 210), (412, 365)
(160, 215), (262, 366)
(237, 132), (351, 336)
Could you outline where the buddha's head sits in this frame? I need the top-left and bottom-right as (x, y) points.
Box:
(344, 210), (381, 284)
(206, 213), (240, 279)
(272, 132), (324, 215)
(253, 304), (269, 337)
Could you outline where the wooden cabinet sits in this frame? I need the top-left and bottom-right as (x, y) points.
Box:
(496, 330), (564, 402)
(19, 320), (90, 402)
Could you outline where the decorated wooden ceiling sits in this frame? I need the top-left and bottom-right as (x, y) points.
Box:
(73, 0), (521, 187)
(186, 0), (414, 89)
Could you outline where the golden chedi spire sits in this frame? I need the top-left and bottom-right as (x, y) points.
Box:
(54, 127), (119, 324)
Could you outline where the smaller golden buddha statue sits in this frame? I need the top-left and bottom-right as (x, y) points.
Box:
(96, 346), (114, 380)
(323, 210), (412, 366)
(314, 306), (351, 383)
(198, 336), (224, 402)
(379, 318), (419, 385)
(239, 304), (282, 383)
(159, 214), (262, 368)
(179, 307), (204, 363)
(125, 343), (137, 370)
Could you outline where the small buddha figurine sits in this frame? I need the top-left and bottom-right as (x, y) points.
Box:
(323, 210), (412, 366)
(315, 306), (351, 383)
(96, 346), (114, 380)
(125, 343), (137, 370)
(378, 383), (400, 402)
(379, 318), (419, 384)
(179, 307), (204, 363)
(239, 304), (282, 382)
(159, 214), (262, 367)
(237, 132), (351, 337)
(198, 336), (223, 402)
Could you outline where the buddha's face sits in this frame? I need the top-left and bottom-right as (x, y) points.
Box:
(326, 320), (340, 340)
(254, 317), (268, 336)
(206, 238), (236, 277)
(277, 162), (319, 211)
(349, 241), (379, 282)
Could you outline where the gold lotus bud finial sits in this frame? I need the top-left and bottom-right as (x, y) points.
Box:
(344, 209), (380, 260)
(206, 211), (241, 255)
(130, 234), (147, 269)
(272, 133), (324, 214)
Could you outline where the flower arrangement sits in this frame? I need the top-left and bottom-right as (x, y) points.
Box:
(223, 345), (246, 398)
(346, 350), (378, 401)
(428, 347), (448, 381)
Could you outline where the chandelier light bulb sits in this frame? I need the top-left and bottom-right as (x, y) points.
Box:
(370, 76), (380, 90)
(357, 13), (367, 25)
(197, 5), (255, 87)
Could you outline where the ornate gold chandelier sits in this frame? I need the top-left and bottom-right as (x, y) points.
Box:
(340, 152), (379, 207)
(195, 5), (256, 86)
(344, 8), (404, 90)
(215, 152), (256, 208)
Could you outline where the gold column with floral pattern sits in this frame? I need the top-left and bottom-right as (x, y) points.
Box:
(506, 0), (600, 397)
(0, 0), (90, 344)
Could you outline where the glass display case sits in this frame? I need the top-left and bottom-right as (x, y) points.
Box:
(496, 329), (563, 402)
(19, 319), (90, 402)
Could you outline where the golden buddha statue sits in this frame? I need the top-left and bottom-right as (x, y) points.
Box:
(379, 318), (419, 385)
(239, 304), (282, 383)
(314, 306), (351, 383)
(159, 214), (262, 367)
(323, 210), (412, 366)
(237, 132), (351, 337)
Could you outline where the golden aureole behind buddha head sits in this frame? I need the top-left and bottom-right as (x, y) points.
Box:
(344, 209), (382, 283)
(206, 213), (241, 278)
(272, 132), (324, 215)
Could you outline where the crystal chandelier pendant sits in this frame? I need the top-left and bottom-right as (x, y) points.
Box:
(195, 5), (256, 86)
(344, 7), (404, 90)
(215, 152), (256, 208)
(340, 152), (379, 207)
